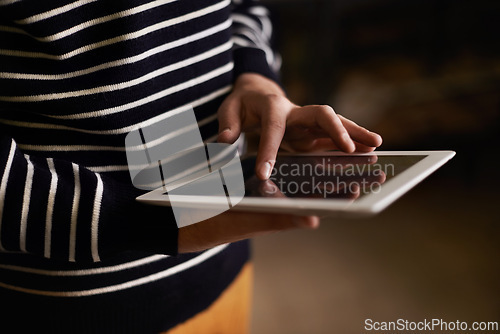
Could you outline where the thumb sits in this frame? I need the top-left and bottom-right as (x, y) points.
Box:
(217, 96), (242, 144)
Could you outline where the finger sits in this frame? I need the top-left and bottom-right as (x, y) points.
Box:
(287, 137), (378, 153)
(217, 96), (242, 144)
(256, 95), (289, 180)
(353, 140), (378, 152)
(292, 105), (356, 153)
(338, 115), (383, 148)
(307, 138), (337, 151)
(283, 137), (339, 152)
(178, 212), (320, 253)
(258, 179), (287, 198)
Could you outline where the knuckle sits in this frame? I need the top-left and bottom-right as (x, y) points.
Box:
(317, 104), (335, 115)
(265, 93), (287, 107)
(266, 118), (286, 132)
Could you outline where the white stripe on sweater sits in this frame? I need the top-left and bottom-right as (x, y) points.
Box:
(0, 41), (232, 102)
(14, 0), (99, 24)
(0, 72), (232, 136)
(16, 0), (177, 41)
(0, 0), (230, 60)
(19, 155), (34, 252)
(17, 115), (217, 155)
(0, 140), (16, 251)
(0, 254), (167, 276)
(0, 244), (228, 296)
(86, 133), (219, 173)
(56, 63), (233, 121)
(0, 19), (232, 81)
(0, 0), (22, 6)
(68, 164), (81, 262)
(0, 85), (232, 140)
(91, 174), (103, 262)
(44, 159), (58, 258)
(247, 6), (273, 39)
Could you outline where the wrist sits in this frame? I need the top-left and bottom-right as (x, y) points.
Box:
(234, 73), (286, 97)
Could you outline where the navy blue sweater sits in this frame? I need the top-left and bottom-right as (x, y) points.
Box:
(0, 0), (280, 332)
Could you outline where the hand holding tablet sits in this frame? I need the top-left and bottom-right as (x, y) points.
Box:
(129, 73), (454, 254)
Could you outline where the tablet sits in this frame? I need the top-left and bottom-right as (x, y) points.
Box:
(136, 150), (455, 218)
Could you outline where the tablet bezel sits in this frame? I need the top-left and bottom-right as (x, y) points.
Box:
(136, 150), (455, 217)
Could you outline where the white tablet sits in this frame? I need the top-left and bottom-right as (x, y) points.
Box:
(136, 150), (455, 218)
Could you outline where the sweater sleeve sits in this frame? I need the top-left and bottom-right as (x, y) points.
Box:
(231, 0), (282, 83)
(0, 132), (178, 263)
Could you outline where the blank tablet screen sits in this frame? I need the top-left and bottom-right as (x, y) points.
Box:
(242, 154), (426, 200)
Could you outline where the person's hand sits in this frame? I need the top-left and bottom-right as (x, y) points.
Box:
(178, 73), (383, 254)
(177, 177), (318, 253)
(217, 73), (383, 180)
(178, 210), (319, 253)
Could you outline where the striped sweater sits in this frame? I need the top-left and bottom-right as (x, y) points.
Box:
(0, 0), (279, 332)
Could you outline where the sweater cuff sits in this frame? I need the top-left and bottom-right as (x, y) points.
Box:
(233, 47), (281, 86)
(103, 181), (179, 257)
(127, 200), (179, 256)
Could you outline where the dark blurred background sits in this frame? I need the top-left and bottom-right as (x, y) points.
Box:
(250, 0), (500, 333)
